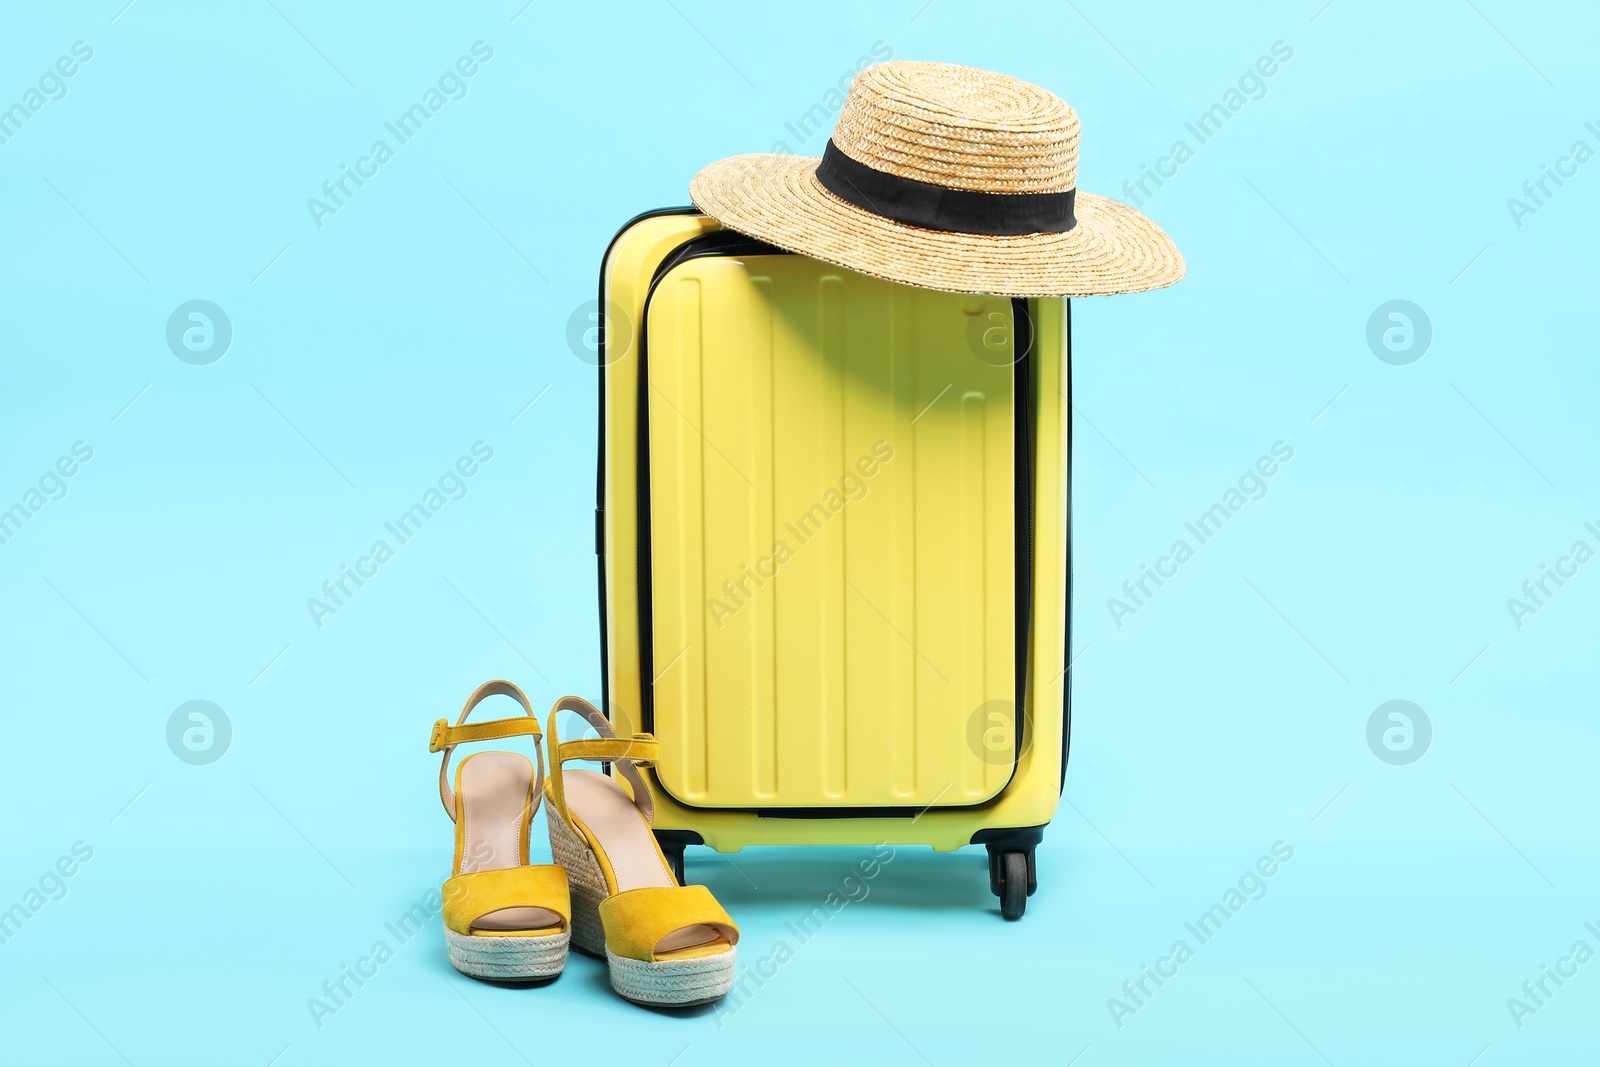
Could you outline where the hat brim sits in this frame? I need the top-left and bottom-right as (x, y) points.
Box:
(690, 154), (1184, 298)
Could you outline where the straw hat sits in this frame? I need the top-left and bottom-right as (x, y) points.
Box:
(690, 61), (1183, 298)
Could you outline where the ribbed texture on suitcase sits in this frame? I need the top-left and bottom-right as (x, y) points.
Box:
(646, 255), (1017, 808)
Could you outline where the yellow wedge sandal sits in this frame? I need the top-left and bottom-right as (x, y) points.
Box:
(428, 680), (571, 981)
(543, 696), (739, 1006)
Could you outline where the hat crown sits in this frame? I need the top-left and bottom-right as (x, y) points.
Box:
(830, 61), (1079, 195)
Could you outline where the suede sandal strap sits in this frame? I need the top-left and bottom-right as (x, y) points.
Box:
(442, 865), (571, 935)
(545, 695), (656, 834)
(554, 736), (658, 766)
(598, 885), (740, 962)
(430, 717), (541, 752)
(431, 680), (546, 820)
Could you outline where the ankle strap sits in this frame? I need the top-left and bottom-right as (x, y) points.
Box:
(430, 680), (545, 820)
(545, 695), (656, 832)
(429, 717), (542, 752)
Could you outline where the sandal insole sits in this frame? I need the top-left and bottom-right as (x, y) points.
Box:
(458, 751), (562, 933)
(564, 769), (725, 955)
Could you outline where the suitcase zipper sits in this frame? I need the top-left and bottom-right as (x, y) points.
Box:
(1061, 298), (1073, 789)
(596, 206), (699, 725)
(633, 230), (793, 735)
(628, 238), (1043, 813)
(1012, 298), (1035, 763)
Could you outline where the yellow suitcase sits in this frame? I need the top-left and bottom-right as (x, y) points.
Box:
(594, 209), (1070, 919)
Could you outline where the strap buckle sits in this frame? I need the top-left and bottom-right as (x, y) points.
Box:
(431, 680), (546, 822)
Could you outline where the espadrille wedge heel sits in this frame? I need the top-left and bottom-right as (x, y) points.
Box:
(427, 680), (571, 982)
(544, 696), (739, 1007)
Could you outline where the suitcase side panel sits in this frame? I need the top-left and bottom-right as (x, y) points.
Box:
(600, 213), (719, 739)
(602, 215), (1066, 850)
(645, 255), (1018, 809)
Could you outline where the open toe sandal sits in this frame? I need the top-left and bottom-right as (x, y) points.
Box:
(428, 680), (570, 981)
(543, 696), (739, 1006)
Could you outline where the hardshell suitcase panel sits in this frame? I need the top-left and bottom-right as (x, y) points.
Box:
(644, 251), (1020, 809)
(598, 210), (1069, 854)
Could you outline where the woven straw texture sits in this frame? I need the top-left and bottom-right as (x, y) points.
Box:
(547, 810), (611, 958)
(547, 788), (738, 1005)
(605, 947), (737, 1007)
(444, 928), (568, 980)
(690, 60), (1184, 298)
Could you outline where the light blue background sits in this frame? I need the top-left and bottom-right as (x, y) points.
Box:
(2, 0), (1596, 1063)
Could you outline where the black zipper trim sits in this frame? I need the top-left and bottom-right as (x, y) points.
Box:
(596, 206), (699, 726)
(1061, 298), (1074, 793)
(598, 214), (1072, 813)
(635, 232), (788, 727)
(1012, 298), (1034, 766)
(633, 241), (1037, 815)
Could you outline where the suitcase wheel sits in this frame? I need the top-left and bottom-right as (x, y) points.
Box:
(986, 844), (1037, 921)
